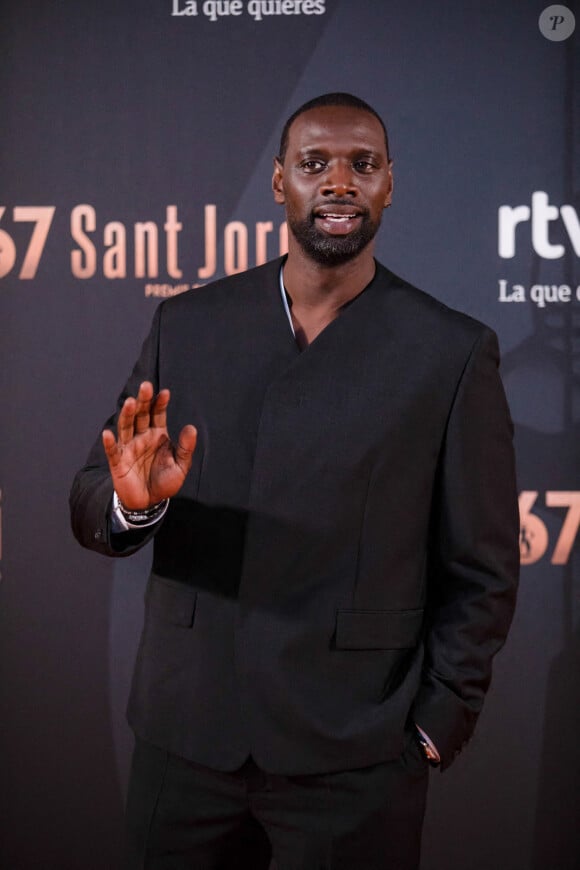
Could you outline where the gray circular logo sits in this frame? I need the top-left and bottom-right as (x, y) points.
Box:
(539, 5), (576, 40)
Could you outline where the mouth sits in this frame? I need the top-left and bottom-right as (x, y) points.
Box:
(319, 213), (358, 221)
(313, 207), (364, 235)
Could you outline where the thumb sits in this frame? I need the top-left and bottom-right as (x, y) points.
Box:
(174, 425), (197, 471)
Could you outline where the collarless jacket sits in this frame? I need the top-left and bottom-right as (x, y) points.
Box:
(70, 257), (519, 773)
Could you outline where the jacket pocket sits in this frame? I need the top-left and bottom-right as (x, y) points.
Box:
(335, 608), (423, 650)
(145, 573), (197, 627)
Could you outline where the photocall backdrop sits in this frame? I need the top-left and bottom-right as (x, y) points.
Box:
(1, 1), (578, 868)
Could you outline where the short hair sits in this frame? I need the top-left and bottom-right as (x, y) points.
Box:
(277, 92), (391, 163)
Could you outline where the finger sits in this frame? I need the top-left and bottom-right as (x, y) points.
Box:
(150, 388), (171, 430)
(174, 424), (197, 473)
(117, 396), (137, 445)
(133, 381), (155, 435)
(102, 429), (121, 468)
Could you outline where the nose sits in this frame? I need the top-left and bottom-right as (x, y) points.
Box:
(320, 161), (357, 197)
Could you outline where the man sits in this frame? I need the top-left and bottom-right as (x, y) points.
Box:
(70, 93), (519, 869)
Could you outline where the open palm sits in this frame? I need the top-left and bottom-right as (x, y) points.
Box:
(102, 381), (197, 509)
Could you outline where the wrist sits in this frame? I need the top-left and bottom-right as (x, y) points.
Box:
(112, 491), (168, 527)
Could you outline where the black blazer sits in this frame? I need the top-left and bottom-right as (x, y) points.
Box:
(70, 257), (519, 773)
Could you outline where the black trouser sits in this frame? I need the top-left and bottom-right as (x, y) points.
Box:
(124, 734), (429, 870)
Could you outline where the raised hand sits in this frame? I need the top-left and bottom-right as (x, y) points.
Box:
(101, 381), (197, 510)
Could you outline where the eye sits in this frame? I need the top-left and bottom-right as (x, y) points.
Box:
(353, 160), (376, 173)
(300, 159), (326, 173)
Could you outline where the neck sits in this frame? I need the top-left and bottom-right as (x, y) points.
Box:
(282, 239), (376, 312)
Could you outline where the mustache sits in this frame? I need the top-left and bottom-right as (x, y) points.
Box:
(317, 198), (367, 209)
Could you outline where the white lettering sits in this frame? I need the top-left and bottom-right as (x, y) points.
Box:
(531, 191), (564, 259)
(560, 205), (580, 255)
(202, 0), (242, 20)
(530, 283), (571, 308)
(172, 0), (198, 15)
(498, 279), (525, 302)
(498, 205), (530, 258)
(247, 0), (325, 19)
(247, 0), (262, 20)
(498, 191), (580, 259)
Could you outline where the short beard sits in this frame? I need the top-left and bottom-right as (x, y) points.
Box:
(288, 210), (381, 266)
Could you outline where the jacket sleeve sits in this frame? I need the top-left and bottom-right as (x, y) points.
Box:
(412, 327), (520, 769)
(69, 304), (164, 557)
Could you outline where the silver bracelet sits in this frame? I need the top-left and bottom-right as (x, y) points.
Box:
(114, 493), (168, 526)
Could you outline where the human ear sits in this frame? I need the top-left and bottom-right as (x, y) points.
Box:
(272, 157), (285, 204)
(384, 161), (394, 208)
